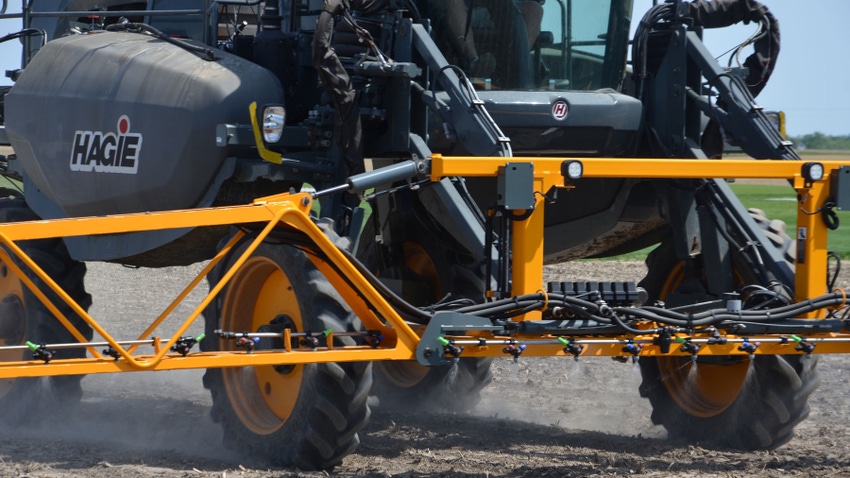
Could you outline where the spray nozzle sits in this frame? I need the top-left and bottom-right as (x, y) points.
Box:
(364, 330), (384, 348)
(558, 337), (584, 361)
(620, 341), (643, 363)
(438, 336), (464, 360)
(737, 338), (760, 358)
(300, 333), (321, 350)
(791, 334), (816, 354)
(235, 335), (260, 353)
(502, 341), (526, 362)
(102, 347), (121, 361)
(26, 341), (53, 364)
(170, 334), (206, 357)
(298, 330), (329, 350)
(676, 336), (700, 357)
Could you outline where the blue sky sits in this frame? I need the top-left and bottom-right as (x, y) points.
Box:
(0, 1), (847, 136)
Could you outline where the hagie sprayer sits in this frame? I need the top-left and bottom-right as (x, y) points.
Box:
(0, 0), (848, 469)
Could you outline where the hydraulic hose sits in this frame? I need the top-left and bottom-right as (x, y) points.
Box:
(687, 0), (780, 97)
(616, 292), (846, 327)
(633, 0), (780, 99)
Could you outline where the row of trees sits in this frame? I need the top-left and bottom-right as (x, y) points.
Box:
(788, 132), (850, 150)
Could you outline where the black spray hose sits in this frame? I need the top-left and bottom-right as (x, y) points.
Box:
(261, 226), (434, 325)
(617, 292), (846, 327)
(334, 246), (434, 324)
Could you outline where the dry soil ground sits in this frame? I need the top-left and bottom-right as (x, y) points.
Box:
(0, 260), (848, 477)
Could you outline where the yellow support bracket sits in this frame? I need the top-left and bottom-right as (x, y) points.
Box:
(429, 155), (849, 306)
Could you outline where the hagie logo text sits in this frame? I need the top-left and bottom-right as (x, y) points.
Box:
(70, 116), (142, 174)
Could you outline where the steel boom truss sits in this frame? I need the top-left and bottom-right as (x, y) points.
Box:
(0, 155), (847, 379)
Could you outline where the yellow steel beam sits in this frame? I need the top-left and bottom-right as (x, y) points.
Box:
(0, 330), (847, 379)
(795, 181), (831, 314)
(510, 175), (547, 319)
(0, 193), (310, 241)
(429, 155), (848, 181)
(0, 347), (415, 378)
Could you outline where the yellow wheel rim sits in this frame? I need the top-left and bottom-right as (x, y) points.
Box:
(221, 255), (303, 435)
(380, 242), (438, 388)
(656, 261), (750, 418)
(403, 242), (442, 299)
(0, 258), (25, 400)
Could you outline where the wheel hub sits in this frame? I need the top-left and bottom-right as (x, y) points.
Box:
(257, 315), (295, 375)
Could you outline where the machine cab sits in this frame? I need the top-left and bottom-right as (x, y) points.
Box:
(422, 0), (632, 90)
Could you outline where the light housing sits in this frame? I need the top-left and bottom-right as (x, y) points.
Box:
(561, 160), (583, 180)
(261, 105), (286, 143)
(802, 162), (824, 183)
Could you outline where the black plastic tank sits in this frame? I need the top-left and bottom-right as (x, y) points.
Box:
(5, 30), (284, 219)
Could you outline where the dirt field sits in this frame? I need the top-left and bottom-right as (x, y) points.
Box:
(0, 260), (848, 477)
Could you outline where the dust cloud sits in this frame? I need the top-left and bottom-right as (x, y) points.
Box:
(0, 262), (241, 465)
(473, 357), (666, 438)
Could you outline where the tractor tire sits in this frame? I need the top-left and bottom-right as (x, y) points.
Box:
(0, 198), (92, 423)
(201, 233), (371, 470)
(357, 218), (493, 413)
(637, 210), (820, 450)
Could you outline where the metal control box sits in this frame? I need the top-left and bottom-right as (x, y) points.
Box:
(833, 166), (850, 210)
(497, 162), (534, 210)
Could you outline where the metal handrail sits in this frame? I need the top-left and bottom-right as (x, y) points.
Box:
(27, 9), (203, 17)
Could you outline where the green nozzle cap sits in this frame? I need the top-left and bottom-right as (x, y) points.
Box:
(557, 337), (569, 346)
(25, 341), (38, 351)
(791, 334), (803, 343)
(437, 337), (451, 347)
(195, 333), (206, 342)
(675, 336), (686, 344)
(323, 328), (334, 337)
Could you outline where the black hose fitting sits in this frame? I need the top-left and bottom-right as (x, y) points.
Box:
(655, 329), (673, 354)
(707, 330), (728, 345)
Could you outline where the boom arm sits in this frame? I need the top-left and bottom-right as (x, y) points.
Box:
(632, 2), (803, 288)
(633, 0), (796, 160)
(410, 23), (511, 157)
